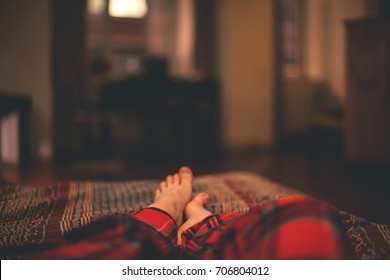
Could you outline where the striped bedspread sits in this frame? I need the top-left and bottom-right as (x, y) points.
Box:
(0, 172), (389, 259)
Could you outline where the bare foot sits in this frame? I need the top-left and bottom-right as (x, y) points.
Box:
(177, 192), (212, 245)
(148, 166), (193, 228)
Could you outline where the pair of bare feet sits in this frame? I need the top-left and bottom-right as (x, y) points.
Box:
(148, 166), (212, 245)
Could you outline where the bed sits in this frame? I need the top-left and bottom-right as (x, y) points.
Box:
(1, 171), (389, 259)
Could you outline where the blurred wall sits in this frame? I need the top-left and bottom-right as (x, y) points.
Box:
(281, 0), (372, 138)
(0, 0), (53, 161)
(303, 0), (370, 102)
(216, 0), (275, 149)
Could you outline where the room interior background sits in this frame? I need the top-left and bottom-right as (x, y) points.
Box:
(0, 0), (383, 165)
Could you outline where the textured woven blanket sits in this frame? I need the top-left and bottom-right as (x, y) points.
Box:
(0, 172), (389, 259)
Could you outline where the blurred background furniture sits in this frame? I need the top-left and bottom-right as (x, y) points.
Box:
(0, 92), (31, 165)
(345, 18), (390, 164)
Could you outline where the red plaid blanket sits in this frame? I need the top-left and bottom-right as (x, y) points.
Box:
(9, 196), (350, 259)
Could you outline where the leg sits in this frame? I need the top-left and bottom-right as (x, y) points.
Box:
(131, 166), (194, 246)
(147, 166), (193, 228)
(178, 193), (240, 252)
(177, 192), (213, 245)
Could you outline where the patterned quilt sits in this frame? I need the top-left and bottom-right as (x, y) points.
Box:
(0, 172), (389, 259)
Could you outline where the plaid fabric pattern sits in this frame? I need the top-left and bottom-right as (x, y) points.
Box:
(26, 212), (177, 260)
(181, 196), (351, 259)
(18, 195), (350, 259)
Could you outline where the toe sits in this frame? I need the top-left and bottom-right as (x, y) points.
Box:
(154, 188), (162, 198)
(179, 166), (193, 183)
(166, 175), (173, 185)
(201, 193), (210, 203)
(160, 181), (167, 191)
(179, 166), (192, 176)
(194, 192), (210, 204)
(173, 173), (180, 185)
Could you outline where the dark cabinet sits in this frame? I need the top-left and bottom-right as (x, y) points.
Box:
(345, 19), (390, 163)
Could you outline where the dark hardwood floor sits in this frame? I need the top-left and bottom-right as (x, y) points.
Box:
(1, 147), (389, 224)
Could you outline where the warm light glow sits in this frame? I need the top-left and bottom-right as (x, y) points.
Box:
(87, 0), (106, 15)
(109, 0), (148, 18)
